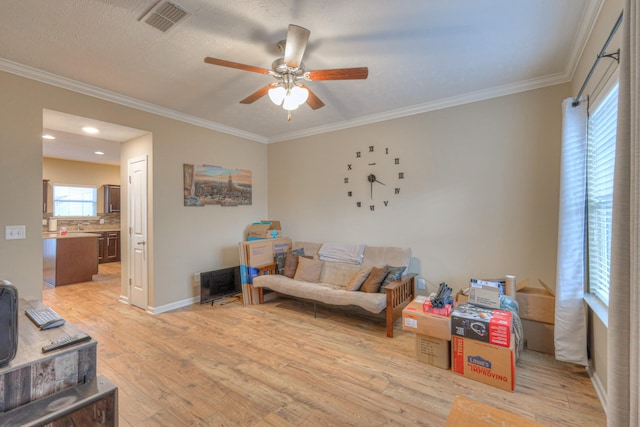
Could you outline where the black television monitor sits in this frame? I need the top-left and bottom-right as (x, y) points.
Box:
(200, 266), (242, 304)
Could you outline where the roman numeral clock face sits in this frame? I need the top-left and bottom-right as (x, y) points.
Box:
(344, 145), (404, 211)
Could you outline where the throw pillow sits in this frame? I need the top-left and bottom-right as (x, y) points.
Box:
(345, 268), (371, 291)
(360, 266), (390, 293)
(282, 249), (305, 278)
(293, 257), (324, 283)
(379, 266), (407, 293)
(276, 248), (304, 275)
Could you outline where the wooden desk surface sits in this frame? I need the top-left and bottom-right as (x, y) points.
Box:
(0, 299), (97, 413)
(446, 395), (547, 427)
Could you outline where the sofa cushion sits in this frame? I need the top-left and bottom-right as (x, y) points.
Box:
(345, 268), (371, 291)
(293, 257), (324, 283)
(361, 266), (390, 293)
(283, 249), (305, 278)
(252, 274), (387, 314)
(379, 266), (407, 293)
(320, 262), (363, 288)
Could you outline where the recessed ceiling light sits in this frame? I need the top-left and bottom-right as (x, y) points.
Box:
(95, 151), (105, 155)
(42, 134), (56, 140)
(82, 126), (99, 134)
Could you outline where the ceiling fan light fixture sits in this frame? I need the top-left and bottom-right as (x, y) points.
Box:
(282, 95), (300, 111)
(291, 86), (309, 105)
(268, 86), (286, 105)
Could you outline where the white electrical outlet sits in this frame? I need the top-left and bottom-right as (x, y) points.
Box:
(5, 225), (26, 240)
(42, 219), (47, 226)
(193, 273), (200, 283)
(417, 278), (426, 290)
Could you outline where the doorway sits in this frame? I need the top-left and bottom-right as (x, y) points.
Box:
(42, 109), (151, 306)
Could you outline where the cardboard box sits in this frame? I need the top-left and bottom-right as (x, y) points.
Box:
(455, 289), (468, 303)
(246, 221), (282, 240)
(451, 335), (516, 392)
(416, 334), (451, 369)
(239, 238), (291, 285)
(521, 319), (555, 354)
(516, 286), (555, 324)
(402, 296), (451, 340)
(468, 280), (501, 308)
(451, 303), (512, 347)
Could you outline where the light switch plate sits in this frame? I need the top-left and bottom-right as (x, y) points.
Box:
(5, 225), (26, 240)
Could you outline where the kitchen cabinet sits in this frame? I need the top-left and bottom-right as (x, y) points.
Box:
(98, 230), (120, 263)
(104, 184), (120, 213)
(43, 233), (99, 286)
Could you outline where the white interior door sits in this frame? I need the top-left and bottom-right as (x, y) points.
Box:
(128, 156), (148, 309)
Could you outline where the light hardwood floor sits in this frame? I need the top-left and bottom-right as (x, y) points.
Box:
(42, 263), (606, 426)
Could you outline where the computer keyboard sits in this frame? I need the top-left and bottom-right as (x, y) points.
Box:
(25, 306), (66, 330)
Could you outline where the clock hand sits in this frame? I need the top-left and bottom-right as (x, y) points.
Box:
(375, 179), (385, 186)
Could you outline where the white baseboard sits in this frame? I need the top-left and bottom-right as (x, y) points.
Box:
(148, 296), (199, 314)
(118, 295), (129, 304)
(587, 363), (607, 415)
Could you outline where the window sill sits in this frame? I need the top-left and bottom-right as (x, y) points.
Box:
(584, 293), (608, 327)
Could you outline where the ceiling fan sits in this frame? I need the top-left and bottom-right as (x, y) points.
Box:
(204, 24), (368, 120)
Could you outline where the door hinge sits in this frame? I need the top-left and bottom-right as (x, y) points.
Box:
(129, 278), (132, 286)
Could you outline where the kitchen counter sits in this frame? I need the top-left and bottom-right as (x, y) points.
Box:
(43, 231), (103, 239)
(43, 232), (99, 286)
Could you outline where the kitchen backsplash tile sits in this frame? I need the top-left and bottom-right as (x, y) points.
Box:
(42, 213), (120, 232)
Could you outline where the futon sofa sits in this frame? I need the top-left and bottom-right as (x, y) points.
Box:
(251, 241), (416, 337)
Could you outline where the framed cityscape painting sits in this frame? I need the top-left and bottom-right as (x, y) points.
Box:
(183, 163), (252, 206)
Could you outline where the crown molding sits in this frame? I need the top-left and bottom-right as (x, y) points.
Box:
(267, 71), (571, 143)
(0, 58), (268, 144)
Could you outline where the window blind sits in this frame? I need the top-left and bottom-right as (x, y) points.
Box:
(53, 185), (97, 217)
(586, 83), (618, 306)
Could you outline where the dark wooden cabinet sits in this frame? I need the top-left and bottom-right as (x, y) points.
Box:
(105, 231), (120, 262)
(98, 231), (120, 263)
(97, 232), (106, 263)
(43, 179), (49, 213)
(104, 184), (120, 213)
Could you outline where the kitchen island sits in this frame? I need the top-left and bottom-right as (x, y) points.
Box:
(43, 232), (100, 286)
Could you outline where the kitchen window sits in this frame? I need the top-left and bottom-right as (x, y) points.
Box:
(52, 184), (98, 217)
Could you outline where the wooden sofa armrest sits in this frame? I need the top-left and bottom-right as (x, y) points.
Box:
(257, 262), (278, 276)
(252, 263), (278, 304)
(384, 274), (416, 337)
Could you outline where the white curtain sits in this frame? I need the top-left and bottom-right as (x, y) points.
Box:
(607, 2), (639, 425)
(554, 98), (589, 366)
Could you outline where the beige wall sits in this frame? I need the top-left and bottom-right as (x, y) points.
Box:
(0, 70), (268, 304)
(43, 157), (120, 214)
(570, 0), (624, 400)
(268, 84), (569, 294)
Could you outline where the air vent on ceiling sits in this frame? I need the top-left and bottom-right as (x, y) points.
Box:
(141, 1), (189, 33)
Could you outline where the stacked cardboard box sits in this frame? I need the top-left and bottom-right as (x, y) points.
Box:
(516, 284), (555, 354)
(451, 334), (516, 392)
(246, 220), (282, 240)
(450, 302), (516, 391)
(238, 237), (291, 305)
(402, 296), (451, 369)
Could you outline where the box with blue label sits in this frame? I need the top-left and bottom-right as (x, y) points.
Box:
(451, 335), (516, 392)
(246, 221), (282, 240)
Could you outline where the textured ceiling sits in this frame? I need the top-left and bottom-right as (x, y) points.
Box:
(0, 0), (602, 161)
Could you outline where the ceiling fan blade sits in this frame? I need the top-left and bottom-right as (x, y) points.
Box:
(306, 67), (369, 81)
(301, 85), (325, 110)
(239, 85), (273, 104)
(204, 57), (270, 75)
(284, 24), (310, 69)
